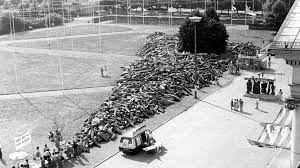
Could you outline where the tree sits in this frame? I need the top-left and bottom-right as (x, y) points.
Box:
(29, 1), (39, 18)
(10, 0), (21, 6)
(18, 1), (30, 10)
(205, 7), (220, 22)
(178, 10), (229, 54)
(253, 0), (263, 12)
(235, 1), (253, 14)
(0, 13), (25, 35)
(2, 0), (12, 9)
(0, 0), (5, 6)
(263, 0), (277, 15)
(218, 0), (231, 16)
(45, 13), (63, 26)
(272, 0), (288, 27)
(281, 0), (295, 10)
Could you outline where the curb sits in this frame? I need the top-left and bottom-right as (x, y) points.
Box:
(92, 73), (238, 168)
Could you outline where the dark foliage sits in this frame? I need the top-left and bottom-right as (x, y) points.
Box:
(272, 0), (288, 27)
(0, 13), (25, 35)
(264, 0), (288, 29)
(178, 10), (229, 54)
(205, 7), (220, 21)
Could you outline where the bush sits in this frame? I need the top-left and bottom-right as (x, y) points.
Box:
(272, 0), (288, 27)
(45, 13), (63, 27)
(0, 12), (63, 35)
(0, 13), (25, 35)
(24, 18), (46, 29)
(178, 10), (229, 55)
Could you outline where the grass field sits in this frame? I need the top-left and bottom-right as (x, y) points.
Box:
(14, 32), (148, 56)
(13, 26), (275, 55)
(0, 24), (276, 168)
(0, 24), (132, 41)
(0, 50), (137, 94)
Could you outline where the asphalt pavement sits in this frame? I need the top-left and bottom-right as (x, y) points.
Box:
(95, 57), (292, 168)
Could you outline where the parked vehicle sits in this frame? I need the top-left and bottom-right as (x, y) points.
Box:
(119, 125), (161, 154)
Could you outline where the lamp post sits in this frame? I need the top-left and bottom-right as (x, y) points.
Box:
(189, 16), (202, 54)
(189, 16), (202, 99)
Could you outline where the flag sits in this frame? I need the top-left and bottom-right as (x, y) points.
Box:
(231, 0), (236, 11)
(246, 5), (256, 17)
(232, 6), (236, 11)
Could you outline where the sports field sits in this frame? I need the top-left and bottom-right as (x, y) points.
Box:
(0, 23), (275, 167)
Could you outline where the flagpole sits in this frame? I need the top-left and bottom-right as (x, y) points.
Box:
(115, 0), (117, 23)
(143, 0), (144, 25)
(127, 0), (129, 24)
(231, 0), (233, 34)
(171, 0), (173, 26)
(245, 0), (247, 36)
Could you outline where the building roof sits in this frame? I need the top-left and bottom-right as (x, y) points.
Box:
(270, 0), (300, 50)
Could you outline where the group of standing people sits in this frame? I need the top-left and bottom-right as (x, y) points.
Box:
(231, 99), (244, 112)
(228, 60), (240, 75)
(48, 129), (62, 149)
(33, 144), (64, 168)
(65, 139), (89, 159)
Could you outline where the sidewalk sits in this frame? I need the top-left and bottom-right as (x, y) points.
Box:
(267, 149), (290, 168)
(95, 57), (290, 168)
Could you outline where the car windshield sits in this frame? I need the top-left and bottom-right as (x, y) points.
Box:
(120, 137), (132, 144)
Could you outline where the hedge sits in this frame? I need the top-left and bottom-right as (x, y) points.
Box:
(0, 13), (63, 35)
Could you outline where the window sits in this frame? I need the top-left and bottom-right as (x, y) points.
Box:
(135, 136), (142, 146)
(120, 137), (132, 144)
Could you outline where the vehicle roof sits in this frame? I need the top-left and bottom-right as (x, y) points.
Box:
(122, 125), (147, 138)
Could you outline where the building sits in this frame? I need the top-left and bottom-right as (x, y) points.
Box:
(269, 0), (300, 167)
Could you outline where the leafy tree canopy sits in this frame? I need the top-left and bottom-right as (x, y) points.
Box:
(178, 10), (229, 54)
(205, 7), (220, 22)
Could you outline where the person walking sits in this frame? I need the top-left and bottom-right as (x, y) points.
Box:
(40, 157), (45, 168)
(239, 99), (244, 112)
(66, 142), (73, 158)
(43, 144), (49, 153)
(233, 99), (237, 111)
(104, 65), (108, 76)
(57, 152), (64, 168)
(72, 140), (78, 158)
(100, 67), (104, 77)
(231, 99), (234, 110)
(236, 99), (240, 111)
(23, 159), (29, 168)
(255, 98), (260, 109)
(34, 146), (41, 161)
(0, 144), (2, 160)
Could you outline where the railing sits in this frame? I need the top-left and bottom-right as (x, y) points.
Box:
(272, 41), (300, 48)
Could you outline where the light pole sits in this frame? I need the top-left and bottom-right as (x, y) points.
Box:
(189, 16), (202, 54)
(189, 16), (202, 99)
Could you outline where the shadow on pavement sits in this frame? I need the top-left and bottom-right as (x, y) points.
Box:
(258, 109), (269, 114)
(238, 110), (252, 115)
(63, 153), (90, 168)
(121, 146), (168, 163)
(0, 158), (7, 166)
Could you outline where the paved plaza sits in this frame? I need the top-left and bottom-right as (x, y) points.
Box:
(96, 57), (292, 168)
